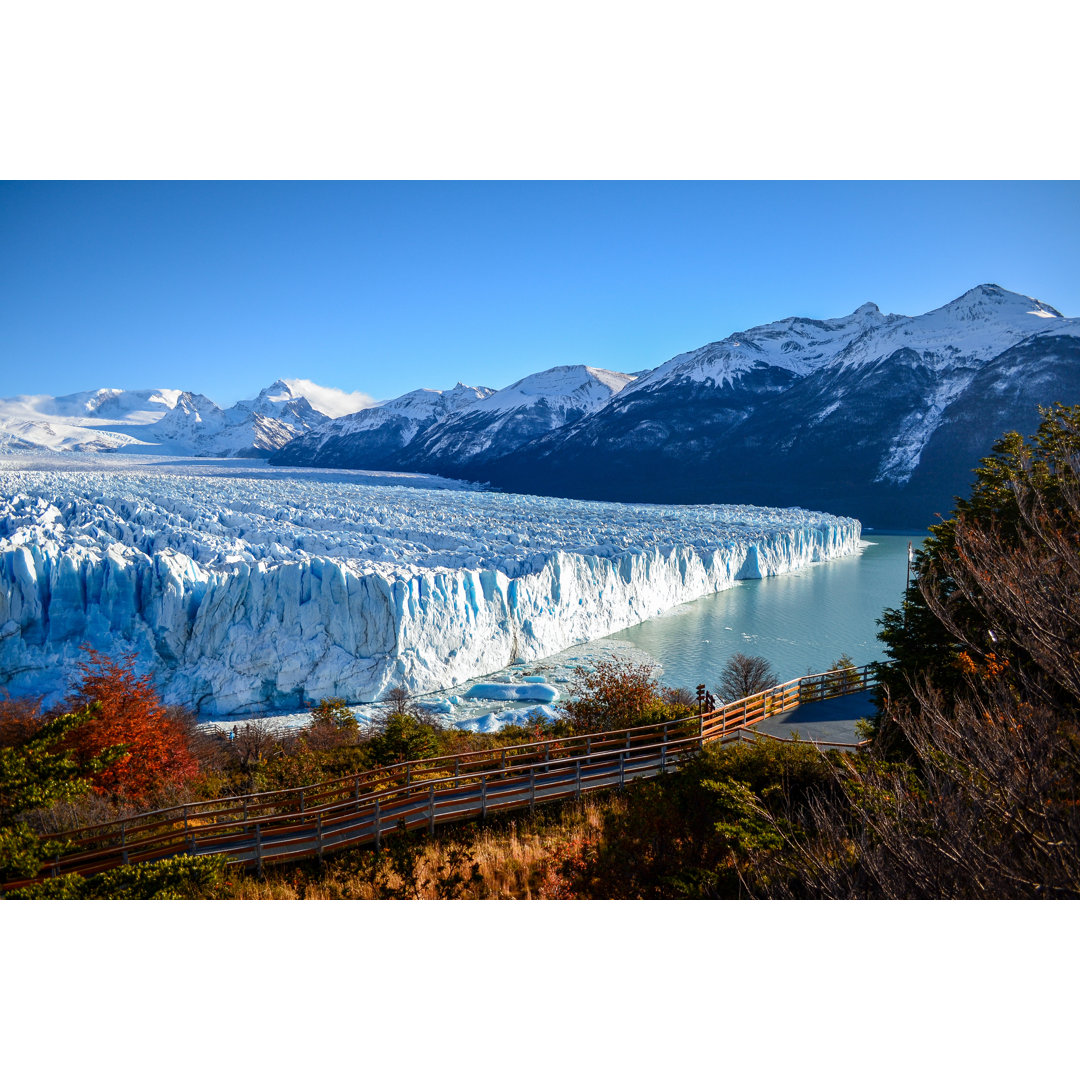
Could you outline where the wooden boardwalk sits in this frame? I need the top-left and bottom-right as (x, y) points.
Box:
(4, 664), (875, 888)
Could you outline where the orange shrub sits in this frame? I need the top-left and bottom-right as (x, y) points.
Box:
(562, 659), (661, 734)
(64, 648), (198, 803)
(0, 695), (48, 748)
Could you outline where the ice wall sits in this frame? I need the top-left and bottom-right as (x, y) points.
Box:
(0, 465), (860, 714)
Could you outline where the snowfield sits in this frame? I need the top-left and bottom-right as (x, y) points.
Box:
(0, 459), (860, 715)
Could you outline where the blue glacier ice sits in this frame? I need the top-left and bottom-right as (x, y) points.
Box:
(0, 460), (861, 715)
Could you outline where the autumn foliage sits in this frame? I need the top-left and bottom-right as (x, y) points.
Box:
(561, 658), (693, 734)
(63, 649), (198, 803)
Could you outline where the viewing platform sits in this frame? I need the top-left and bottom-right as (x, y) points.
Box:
(753, 688), (876, 745)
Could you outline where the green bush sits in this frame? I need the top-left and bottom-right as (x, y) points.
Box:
(367, 711), (440, 767)
(1, 704), (125, 883)
(5, 854), (229, 900)
(824, 653), (860, 695)
(562, 736), (837, 899)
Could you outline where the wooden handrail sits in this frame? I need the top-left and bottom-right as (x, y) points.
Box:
(5, 664), (877, 888)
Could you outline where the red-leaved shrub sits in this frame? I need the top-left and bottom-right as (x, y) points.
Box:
(63, 648), (198, 803)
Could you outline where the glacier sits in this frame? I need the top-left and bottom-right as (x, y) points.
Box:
(0, 458), (861, 715)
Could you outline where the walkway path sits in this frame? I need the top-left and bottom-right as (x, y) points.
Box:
(6, 664), (878, 888)
(753, 689), (876, 744)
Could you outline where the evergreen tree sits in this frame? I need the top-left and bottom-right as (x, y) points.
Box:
(873, 403), (1080, 748)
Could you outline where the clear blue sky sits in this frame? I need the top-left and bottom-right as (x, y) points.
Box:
(2, 181), (1078, 407)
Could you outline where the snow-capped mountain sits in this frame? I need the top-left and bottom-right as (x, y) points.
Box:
(273, 365), (634, 473)
(911, 319), (1080, 515)
(262, 378), (375, 419)
(234, 380), (328, 428)
(50, 387), (186, 419)
(468, 285), (1078, 527)
(271, 382), (495, 469)
(484, 304), (900, 478)
(398, 365), (636, 471)
(0, 387), (183, 453)
(628, 301), (899, 396)
(146, 380), (334, 457)
(0, 379), (354, 458)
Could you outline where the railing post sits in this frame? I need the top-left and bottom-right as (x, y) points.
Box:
(406, 763), (412, 786)
(316, 811), (324, 864)
(243, 796), (249, 822)
(586, 736), (591, 760)
(454, 758), (460, 788)
(254, 822), (264, 876)
(501, 749), (507, 770)
(619, 751), (625, 789)
(374, 797), (382, 851)
(120, 821), (129, 866)
(299, 791), (305, 813)
(661, 742), (667, 775)
(576, 758), (582, 798)
(429, 784), (436, 836)
(545, 743), (550, 771)
(530, 767), (536, 812)
(481, 776), (488, 820)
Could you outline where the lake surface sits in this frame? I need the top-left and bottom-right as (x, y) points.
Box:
(435, 531), (924, 728)
(600, 532), (922, 692)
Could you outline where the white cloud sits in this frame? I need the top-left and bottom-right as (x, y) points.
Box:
(282, 379), (377, 418)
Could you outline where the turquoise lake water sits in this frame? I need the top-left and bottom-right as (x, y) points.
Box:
(601, 532), (922, 692)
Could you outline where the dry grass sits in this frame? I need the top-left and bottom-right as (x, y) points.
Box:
(221, 792), (621, 900)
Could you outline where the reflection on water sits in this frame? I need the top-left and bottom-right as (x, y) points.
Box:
(603, 533), (922, 692)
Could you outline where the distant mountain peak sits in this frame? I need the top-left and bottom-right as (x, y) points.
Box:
(173, 391), (223, 416)
(459, 365), (635, 418)
(260, 378), (296, 398)
(936, 284), (1063, 320)
(251, 379), (377, 420)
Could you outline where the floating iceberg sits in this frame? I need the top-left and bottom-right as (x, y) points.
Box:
(463, 681), (559, 702)
(0, 461), (860, 715)
(456, 703), (561, 733)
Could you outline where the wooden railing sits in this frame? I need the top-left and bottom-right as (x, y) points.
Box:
(3, 664), (876, 889)
(700, 662), (875, 741)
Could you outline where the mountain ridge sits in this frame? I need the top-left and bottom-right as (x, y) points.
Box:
(0, 379), (355, 457)
(3, 285), (1076, 529)
(309, 283), (1073, 528)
